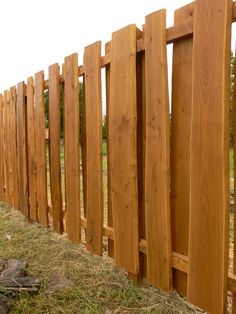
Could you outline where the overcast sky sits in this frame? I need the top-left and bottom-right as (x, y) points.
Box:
(0, 0), (235, 92)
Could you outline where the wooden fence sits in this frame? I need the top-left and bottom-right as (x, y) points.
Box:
(1, 0), (236, 312)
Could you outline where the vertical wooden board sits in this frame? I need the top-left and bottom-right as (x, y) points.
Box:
(17, 82), (29, 217)
(35, 71), (48, 226)
(84, 42), (103, 255)
(170, 3), (193, 297)
(4, 91), (12, 205)
(233, 42), (236, 314)
(105, 41), (114, 258)
(10, 87), (19, 210)
(137, 34), (147, 279)
(188, 0), (232, 312)
(0, 95), (4, 201)
(109, 25), (139, 274)
(48, 63), (63, 234)
(64, 53), (80, 242)
(26, 78), (37, 221)
(144, 10), (172, 292)
(232, 36), (236, 314)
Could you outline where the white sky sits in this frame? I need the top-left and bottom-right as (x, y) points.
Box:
(0, 0), (235, 92)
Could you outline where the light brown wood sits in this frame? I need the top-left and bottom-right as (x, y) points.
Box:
(64, 53), (81, 243)
(170, 4), (193, 297)
(0, 95), (4, 201)
(4, 91), (12, 205)
(34, 71), (48, 226)
(83, 41), (103, 255)
(26, 78), (37, 221)
(232, 23), (236, 313)
(109, 25), (139, 275)
(105, 41), (114, 258)
(187, 0), (232, 312)
(144, 10), (172, 292)
(48, 64), (63, 234)
(9, 87), (19, 210)
(136, 29), (146, 280)
(17, 82), (29, 217)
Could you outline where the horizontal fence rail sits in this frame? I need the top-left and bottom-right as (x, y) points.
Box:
(0, 0), (236, 313)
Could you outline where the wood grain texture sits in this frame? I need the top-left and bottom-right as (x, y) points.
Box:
(84, 42), (103, 255)
(17, 82), (29, 217)
(109, 25), (139, 274)
(105, 41), (114, 258)
(4, 91), (12, 205)
(136, 31), (146, 280)
(187, 0), (232, 312)
(232, 19), (236, 314)
(35, 71), (48, 226)
(144, 10), (172, 292)
(64, 53), (81, 242)
(0, 95), (4, 201)
(48, 64), (63, 234)
(10, 87), (19, 210)
(170, 4), (193, 297)
(26, 78), (37, 221)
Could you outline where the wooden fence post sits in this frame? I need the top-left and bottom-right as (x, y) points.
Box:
(187, 0), (232, 312)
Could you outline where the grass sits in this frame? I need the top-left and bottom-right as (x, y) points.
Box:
(0, 204), (203, 314)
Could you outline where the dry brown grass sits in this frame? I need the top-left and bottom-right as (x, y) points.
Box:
(0, 203), (205, 314)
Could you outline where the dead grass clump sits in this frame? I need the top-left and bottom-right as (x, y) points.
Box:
(0, 204), (204, 313)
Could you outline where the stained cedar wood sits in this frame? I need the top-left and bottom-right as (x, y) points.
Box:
(26, 78), (37, 221)
(64, 53), (80, 242)
(144, 10), (172, 292)
(48, 64), (63, 233)
(84, 42), (103, 255)
(82, 73), (87, 218)
(10, 87), (19, 210)
(17, 82), (29, 217)
(109, 25), (139, 274)
(0, 95), (4, 201)
(232, 20), (236, 314)
(105, 41), (114, 258)
(170, 2), (193, 296)
(137, 29), (147, 280)
(4, 91), (12, 205)
(34, 71), (48, 226)
(187, 0), (232, 312)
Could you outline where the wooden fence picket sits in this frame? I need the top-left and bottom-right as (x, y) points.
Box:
(187, 0), (232, 312)
(4, 91), (12, 205)
(170, 2), (193, 296)
(83, 42), (103, 255)
(144, 10), (172, 292)
(10, 87), (19, 210)
(109, 25), (139, 275)
(0, 94), (4, 201)
(27, 77), (37, 221)
(64, 53), (81, 243)
(48, 64), (63, 234)
(35, 71), (48, 226)
(105, 41), (114, 258)
(17, 82), (29, 217)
